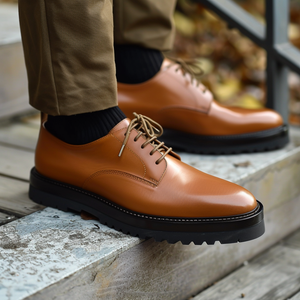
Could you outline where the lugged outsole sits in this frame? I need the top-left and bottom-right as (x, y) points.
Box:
(29, 168), (265, 245)
(161, 125), (289, 154)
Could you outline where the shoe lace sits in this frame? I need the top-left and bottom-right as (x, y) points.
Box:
(165, 57), (207, 92)
(118, 113), (173, 165)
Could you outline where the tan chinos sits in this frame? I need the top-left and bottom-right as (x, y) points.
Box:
(18, 0), (176, 116)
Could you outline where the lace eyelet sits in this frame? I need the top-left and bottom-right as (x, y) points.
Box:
(119, 113), (172, 160)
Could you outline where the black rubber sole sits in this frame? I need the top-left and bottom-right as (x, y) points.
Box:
(161, 125), (289, 154)
(29, 168), (265, 245)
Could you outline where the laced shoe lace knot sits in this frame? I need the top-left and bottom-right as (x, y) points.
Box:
(118, 113), (172, 165)
(165, 57), (207, 92)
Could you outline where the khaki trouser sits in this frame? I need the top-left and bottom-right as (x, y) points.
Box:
(18, 0), (176, 116)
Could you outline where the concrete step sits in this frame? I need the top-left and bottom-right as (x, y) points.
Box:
(0, 115), (299, 299)
(0, 3), (33, 119)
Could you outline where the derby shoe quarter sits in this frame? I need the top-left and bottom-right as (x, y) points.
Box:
(118, 59), (284, 136)
(35, 118), (257, 218)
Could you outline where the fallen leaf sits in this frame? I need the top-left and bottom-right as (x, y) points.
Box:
(174, 11), (196, 37)
(233, 94), (264, 109)
(213, 79), (241, 102)
(234, 161), (251, 168)
(80, 211), (98, 220)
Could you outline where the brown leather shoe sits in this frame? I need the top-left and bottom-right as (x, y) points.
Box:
(29, 113), (264, 244)
(118, 59), (289, 154)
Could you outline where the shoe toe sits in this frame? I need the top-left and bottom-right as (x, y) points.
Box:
(200, 182), (257, 217)
(228, 106), (284, 131)
(189, 175), (257, 218)
(264, 108), (284, 127)
(163, 156), (258, 218)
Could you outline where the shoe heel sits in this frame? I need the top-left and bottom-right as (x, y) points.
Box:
(29, 185), (78, 213)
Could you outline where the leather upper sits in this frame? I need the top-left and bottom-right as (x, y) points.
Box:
(118, 59), (283, 135)
(36, 118), (257, 218)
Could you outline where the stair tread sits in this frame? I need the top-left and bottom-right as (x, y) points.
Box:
(0, 117), (299, 300)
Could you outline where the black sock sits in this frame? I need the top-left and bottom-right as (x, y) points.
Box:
(114, 44), (164, 84)
(45, 106), (126, 145)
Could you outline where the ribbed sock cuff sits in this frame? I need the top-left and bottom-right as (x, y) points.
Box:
(46, 106), (126, 145)
(114, 44), (164, 84)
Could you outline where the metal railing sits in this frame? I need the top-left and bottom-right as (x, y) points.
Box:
(193, 0), (300, 123)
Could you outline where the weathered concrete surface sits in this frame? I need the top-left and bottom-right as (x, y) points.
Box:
(0, 208), (140, 300)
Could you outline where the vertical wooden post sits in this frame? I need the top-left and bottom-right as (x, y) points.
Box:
(265, 0), (290, 123)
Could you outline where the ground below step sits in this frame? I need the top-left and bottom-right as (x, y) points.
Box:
(193, 228), (300, 300)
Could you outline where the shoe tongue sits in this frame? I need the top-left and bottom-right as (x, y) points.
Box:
(109, 118), (131, 134)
